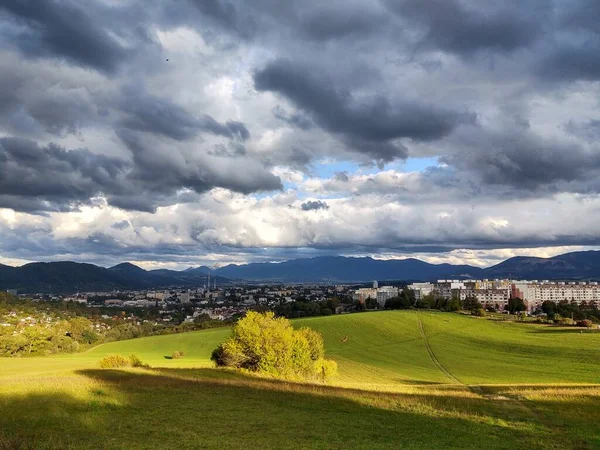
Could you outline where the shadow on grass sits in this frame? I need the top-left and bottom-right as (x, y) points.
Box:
(527, 328), (600, 334)
(394, 379), (445, 385)
(0, 387), (119, 450)
(1, 367), (598, 450)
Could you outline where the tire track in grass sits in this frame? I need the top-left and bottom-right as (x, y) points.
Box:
(418, 318), (462, 385)
(418, 318), (567, 443)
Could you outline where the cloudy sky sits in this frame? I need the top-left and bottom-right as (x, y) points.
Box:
(1, 0), (600, 270)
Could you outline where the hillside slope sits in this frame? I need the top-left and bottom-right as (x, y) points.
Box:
(76, 311), (600, 385)
(1, 311), (599, 450)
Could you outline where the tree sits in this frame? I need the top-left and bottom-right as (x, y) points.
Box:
(365, 297), (379, 310)
(508, 297), (526, 314)
(67, 317), (94, 343)
(384, 296), (411, 310)
(541, 301), (556, 319)
(446, 295), (461, 312)
(400, 287), (416, 306)
(416, 293), (435, 309)
(461, 296), (482, 312)
(22, 326), (52, 355)
(211, 311), (337, 381)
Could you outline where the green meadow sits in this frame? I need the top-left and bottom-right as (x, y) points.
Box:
(1, 311), (599, 449)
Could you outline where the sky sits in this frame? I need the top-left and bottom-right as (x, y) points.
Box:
(1, 0), (600, 270)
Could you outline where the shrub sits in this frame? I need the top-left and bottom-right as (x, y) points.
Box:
(384, 296), (411, 310)
(473, 308), (486, 317)
(315, 358), (338, 381)
(556, 317), (575, 326)
(211, 311), (337, 381)
(577, 319), (593, 328)
(99, 354), (128, 369)
(171, 351), (185, 359)
(129, 353), (148, 368)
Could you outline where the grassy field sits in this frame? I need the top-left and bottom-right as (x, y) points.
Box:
(1, 311), (599, 449)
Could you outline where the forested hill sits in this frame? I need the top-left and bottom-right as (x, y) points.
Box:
(0, 262), (230, 293)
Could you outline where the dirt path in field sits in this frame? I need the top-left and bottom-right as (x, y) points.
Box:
(418, 318), (462, 385)
(417, 317), (565, 440)
(418, 318), (510, 397)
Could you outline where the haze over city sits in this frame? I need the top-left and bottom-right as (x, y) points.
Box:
(2, 1), (600, 270)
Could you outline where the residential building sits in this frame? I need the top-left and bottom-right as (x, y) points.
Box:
(376, 286), (399, 307)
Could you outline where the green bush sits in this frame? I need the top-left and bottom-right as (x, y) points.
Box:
(99, 354), (129, 368)
(315, 358), (338, 381)
(171, 351), (185, 359)
(211, 311), (337, 381)
(129, 354), (148, 368)
(556, 317), (575, 326)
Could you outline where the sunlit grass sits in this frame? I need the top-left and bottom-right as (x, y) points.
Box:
(1, 311), (599, 449)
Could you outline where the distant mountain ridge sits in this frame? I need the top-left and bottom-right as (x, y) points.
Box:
(3, 250), (600, 293)
(483, 251), (600, 280)
(0, 262), (231, 294)
(211, 256), (484, 282)
(205, 251), (600, 282)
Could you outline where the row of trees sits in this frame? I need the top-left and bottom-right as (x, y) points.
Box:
(274, 297), (352, 318)
(540, 300), (600, 322)
(381, 288), (528, 315)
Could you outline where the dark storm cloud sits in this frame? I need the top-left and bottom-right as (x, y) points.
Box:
(0, 137), (128, 212)
(565, 120), (600, 142)
(300, 7), (384, 41)
(559, 0), (600, 34)
(300, 200), (329, 211)
(0, 55), (98, 137)
(188, 0), (258, 39)
(272, 106), (314, 130)
(0, 135), (281, 213)
(120, 87), (250, 141)
(111, 129), (281, 210)
(537, 40), (600, 82)
(441, 129), (600, 190)
(0, 0), (129, 73)
(390, 0), (548, 55)
(254, 59), (475, 163)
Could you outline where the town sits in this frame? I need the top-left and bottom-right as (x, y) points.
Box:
(7, 277), (600, 327)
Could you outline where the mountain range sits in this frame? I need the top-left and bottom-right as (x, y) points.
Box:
(209, 251), (600, 282)
(3, 250), (600, 293)
(0, 262), (231, 294)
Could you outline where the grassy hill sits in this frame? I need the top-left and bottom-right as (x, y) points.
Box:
(1, 311), (599, 449)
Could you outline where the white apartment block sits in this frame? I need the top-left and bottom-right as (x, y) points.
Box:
(353, 286), (400, 307)
(407, 279), (600, 311)
(408, 282), (434, 300)
(458, 289), (511, 310)
(376, 286), (399, 307)
(512, 281), (600, 311)
(353, 288), (378, 304)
